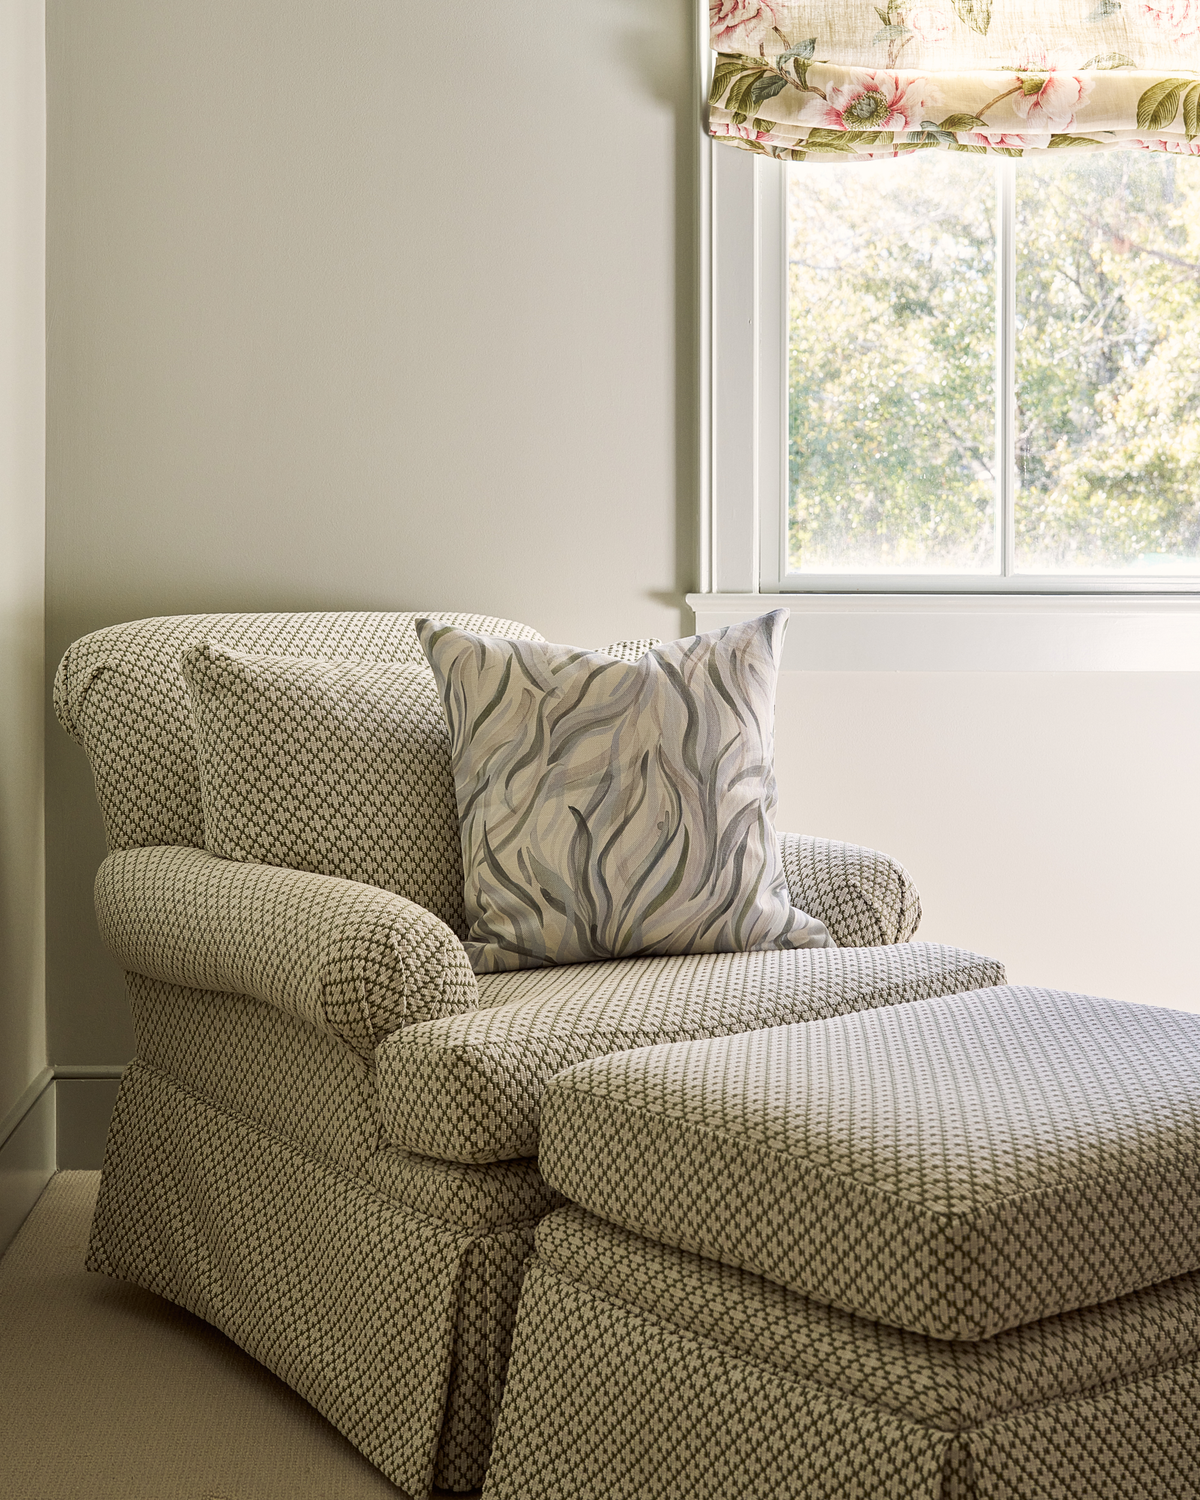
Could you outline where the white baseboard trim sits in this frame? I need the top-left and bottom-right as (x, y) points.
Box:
(0, 1081), (55, 1255)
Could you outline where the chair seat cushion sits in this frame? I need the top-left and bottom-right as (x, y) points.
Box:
(537, 986), (1200, 1340)
(376, 942), (1005, 1163)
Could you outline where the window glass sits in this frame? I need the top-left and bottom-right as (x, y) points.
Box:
(787, 153), (996, 575)
(786, 149), (1200, 581)
(1015, 153), (1200, 576)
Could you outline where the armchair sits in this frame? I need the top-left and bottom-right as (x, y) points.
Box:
(56, 609), (1004, 1498)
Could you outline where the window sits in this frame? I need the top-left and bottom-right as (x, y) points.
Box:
(712, 146), (1200, 595)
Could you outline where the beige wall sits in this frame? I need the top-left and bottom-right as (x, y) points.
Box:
(0, 0), (48, 1246)
(775, 670), (1200, 1013)
(46, 0), (702, 1060)
(45, 0), (1198, 1079)
(0, 0), (46, 1120)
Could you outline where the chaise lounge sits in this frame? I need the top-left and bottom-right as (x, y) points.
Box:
(56, 608), (1006, 1497)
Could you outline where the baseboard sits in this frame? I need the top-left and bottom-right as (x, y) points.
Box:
(0, 1080), (55, 1255)
(0, 1063), (129, 1252)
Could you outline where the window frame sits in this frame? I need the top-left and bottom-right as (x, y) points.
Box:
(708, 144), (1200, 598)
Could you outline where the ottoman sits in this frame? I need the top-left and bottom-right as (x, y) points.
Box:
(483, 986), (1200, 1499)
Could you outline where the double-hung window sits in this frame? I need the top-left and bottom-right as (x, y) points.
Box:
(712, 144), (1200, 595)
(702, 2), (1200, 614)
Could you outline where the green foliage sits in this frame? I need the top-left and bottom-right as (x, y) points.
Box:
(787, 151), (1200, 575)
(1013, 152), (1200, 570)
(788, 156), (997, 571)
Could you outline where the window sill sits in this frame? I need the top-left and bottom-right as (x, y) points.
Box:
(685, 593), (1200, 672)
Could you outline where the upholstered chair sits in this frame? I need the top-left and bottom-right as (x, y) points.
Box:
(55, 610), (1004, 1498)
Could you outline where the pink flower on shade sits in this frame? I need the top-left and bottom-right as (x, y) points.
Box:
(1135, 0), (1200, 41)
(963, 130), (1039, 148)
(798, 70), (935, 131)
(713, 120), (781, 143)
(906, 6), (953, 42)
(1010, 44), (1094, 130)
(710, 0), (780, 52)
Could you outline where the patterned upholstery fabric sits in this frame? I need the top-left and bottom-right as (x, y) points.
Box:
(54, 610), (544, 853)
(379, 944), (1006, 1163)
(778, 831), (921, 947)
(55, 607), (1002, 1493)
(89, 1054), (541, 1497)
(182, 645), (473, 931)
(97, 846), (477, 1061)
(538, 986), (1200, 1340)
(418, 612), (831, 972)
(125, 972), (564, 1230)
(482, 1205), (1200, 1500)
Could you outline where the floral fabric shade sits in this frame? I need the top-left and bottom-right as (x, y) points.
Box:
(709, 0), (1200, 160)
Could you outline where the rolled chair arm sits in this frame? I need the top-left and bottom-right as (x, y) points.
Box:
(778, 832), (921, 948)
(95, 845), (478, 1060)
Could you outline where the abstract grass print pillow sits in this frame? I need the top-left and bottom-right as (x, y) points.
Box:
(417, 611), (832, 973)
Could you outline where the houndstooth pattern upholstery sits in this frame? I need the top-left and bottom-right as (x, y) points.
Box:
(125, 972), (564, 1229)
(483, 1206), (1200, 1500)
(539, 987), (1200, 1340)
(182, 645), (472, 931)
(779, 831), (921, 947)
(90, 1052), (543, 1495)
(97, 845), (478, 1061)
(54, 610), (544, 854)
(56, 608), (1007, 1493)
(378, 943), (1006, 1163)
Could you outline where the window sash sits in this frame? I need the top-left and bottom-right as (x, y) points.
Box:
(711, 146), (1200, 597)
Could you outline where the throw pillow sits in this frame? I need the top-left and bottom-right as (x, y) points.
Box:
(417, 611), (832, 973)
(181, 644), (468, 932)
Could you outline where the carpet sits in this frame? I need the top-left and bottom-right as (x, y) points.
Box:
(0, 1172), (473, 1500)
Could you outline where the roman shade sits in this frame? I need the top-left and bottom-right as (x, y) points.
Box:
(709, 0), (1200, 160)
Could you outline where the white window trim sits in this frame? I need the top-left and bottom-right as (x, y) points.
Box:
(698, 141), (1200, 669)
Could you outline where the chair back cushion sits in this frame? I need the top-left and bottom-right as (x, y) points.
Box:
(54, 612), (543, 875)
(182, 645), (472, 930)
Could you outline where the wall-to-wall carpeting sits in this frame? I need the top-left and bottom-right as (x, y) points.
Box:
(0, 1173), (434, 1499)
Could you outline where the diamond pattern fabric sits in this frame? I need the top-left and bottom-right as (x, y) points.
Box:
(181, 644), (475, 932)
(97, 845), (478, 1061)
(778, 830), (921, 947)
(482, 1205), (1200, 1500)
(125, 972), (565, 1231)
(90, 1056), (543, 1497)
(54, 609), (544, 855)
(538, 986), (1200, 1340)
(378, 943), (1006, 1163)
(55, 605), (1007, 1493)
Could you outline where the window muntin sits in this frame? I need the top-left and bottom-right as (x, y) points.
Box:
(784, 150), (1200, 585)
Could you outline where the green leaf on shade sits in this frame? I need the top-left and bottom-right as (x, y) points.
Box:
(710, 60), (750, 103)
(726, 69), (770, 117)
(939, 113), (991, 130)
(777, 37), (817, 61)
(1080, 52), (1138, 68)
(1086, 0), (1121, 19)
(1136, 78), (1193, 131)
(1047, 134), (1105, 147)
(952, 0), (992, 34)
(1184, 82), (1200, 140)
(750, 72), (789, 103)
(872, 25), (912, 42)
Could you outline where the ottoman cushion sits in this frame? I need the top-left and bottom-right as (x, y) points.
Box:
(538, 985), (1200, 1340)
(484, 1204), (1200, 1500)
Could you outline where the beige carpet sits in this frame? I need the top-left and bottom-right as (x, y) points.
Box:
(0, 1172), (476, 1500)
